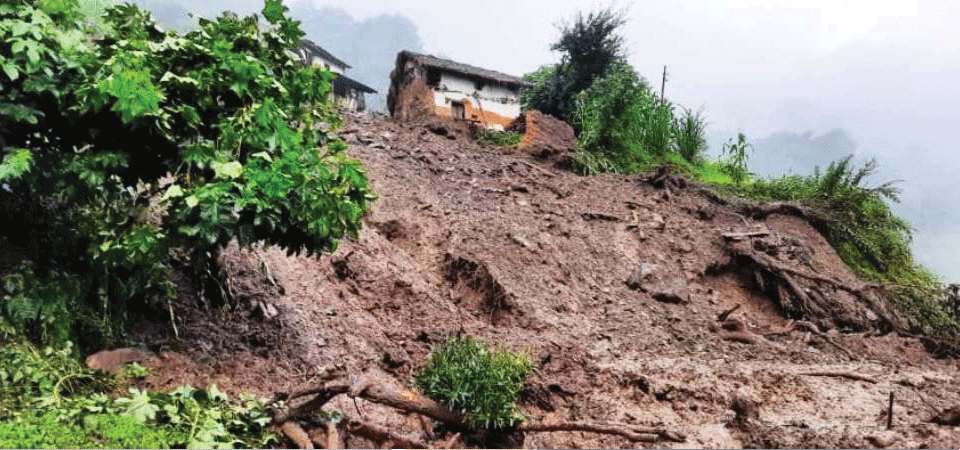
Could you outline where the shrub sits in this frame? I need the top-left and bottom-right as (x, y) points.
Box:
(674, 107), (709, 163)
(0, 341), (275, 448)
(414, 336), (532, 429)
(719, 132), (752, 186)
(474, 130), (522, 148)
(0, 0), (372, 349)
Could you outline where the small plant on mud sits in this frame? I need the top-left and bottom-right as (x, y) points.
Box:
(414, 335), (532, 429)
(474, 129), (522, 148)
(720, 132), (752, 185)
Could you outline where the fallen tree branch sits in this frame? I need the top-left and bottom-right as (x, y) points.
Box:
(792, 320), (856, 360)
(279, 421), (314, 449)
(441, 432), (461, 449)
(273, 372), (686, 445)
(350, 379), (466, 425)
(326, 420), (342, 449)
(722, 230), (770, 241)
(717, 304), (742, 323)
(798, 371), (878, 384)
(709, 321), (766, 346)
(272, 381), (351, 423)
(516, 420), (685, 443)
(345, 419), (428, 449)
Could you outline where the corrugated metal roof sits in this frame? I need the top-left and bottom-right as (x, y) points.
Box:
(299, 39), (351, 70)
(399, 50), (527, 88)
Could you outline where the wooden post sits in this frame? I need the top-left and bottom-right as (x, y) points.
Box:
(660, 65), (668, 103)
(887, 392), (894, 430)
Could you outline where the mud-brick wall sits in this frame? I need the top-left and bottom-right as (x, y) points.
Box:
(432, 72), (521, 127)
(388, 61), (436, 122)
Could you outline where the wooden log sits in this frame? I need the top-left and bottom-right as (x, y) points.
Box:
(279, 421), (314, 449)
(345, 419), (428, 449)
(516, 420), (685, 443)
(798, 371), (878, 384)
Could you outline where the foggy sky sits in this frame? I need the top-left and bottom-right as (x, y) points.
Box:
(131, 0), (958, 281)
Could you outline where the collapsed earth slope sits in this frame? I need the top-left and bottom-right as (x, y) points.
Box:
(138, 113), (960, 448)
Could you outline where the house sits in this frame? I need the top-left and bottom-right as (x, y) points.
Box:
(387, 50), (527, 128)
(295, 39), (377, 111)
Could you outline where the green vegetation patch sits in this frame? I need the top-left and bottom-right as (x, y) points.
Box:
(0, 341), (275, 449)
(414, 336), (532, 429)
(474, 130), (523, 148)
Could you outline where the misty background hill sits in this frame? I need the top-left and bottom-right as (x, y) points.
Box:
(132, 0), (423, 112)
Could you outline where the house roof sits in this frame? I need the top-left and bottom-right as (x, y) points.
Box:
(399, 50), (527, 89)
(299, 39), (351, 70)
(332, 73), (377, 95)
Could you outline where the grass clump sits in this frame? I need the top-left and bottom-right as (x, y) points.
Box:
(414, 336), (532, 429)
(474, 130), (523, 148)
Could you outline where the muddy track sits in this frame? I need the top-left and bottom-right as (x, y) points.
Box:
(136, 113), (960, 448)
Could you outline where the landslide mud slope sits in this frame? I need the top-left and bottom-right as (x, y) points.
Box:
(146, 114), (960, 448)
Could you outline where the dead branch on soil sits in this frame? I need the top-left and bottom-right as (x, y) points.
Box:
(280, 421), (314, 449)
(345, 419), (429, 449)
(930, 405), (960, 426)
(722, 230), (770, 241)
(516, 420), (685, 443)
(798, 370), (878, 384)
(271, 372), (686, 446)
(708, 318), (783, 349)
(792, 320), (856, 359)
(441, 432), (462, 449)
(717, 304), (742, 322)
(326, 420), (342, 449)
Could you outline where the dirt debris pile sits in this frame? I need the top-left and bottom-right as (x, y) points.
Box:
(137, 113), (960, 449)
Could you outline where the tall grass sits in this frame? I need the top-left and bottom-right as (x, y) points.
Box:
(674, 107), (708, 163)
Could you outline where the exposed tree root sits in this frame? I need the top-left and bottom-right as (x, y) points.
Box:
(709, 318), (786, 350)
(271, 371), (686, 448)
(345, 419), (428, 449)
(326, 420), (342, 449)
(792, 320), (856, 360)
(516, 419), (685, 443)
(280, 421), (314, 449)
(798, 370), (879, 384)
(728, 242), (907, 333)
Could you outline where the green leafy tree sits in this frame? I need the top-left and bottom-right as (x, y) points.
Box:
(0, 0), (372, 349)
(523, 7), (627, 121)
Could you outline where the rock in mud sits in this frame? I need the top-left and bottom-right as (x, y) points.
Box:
(86, 348), (152, 374)
(626, 263), (690, 304)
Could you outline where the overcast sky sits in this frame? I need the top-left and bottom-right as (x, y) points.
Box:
(134, 0), (959, 282)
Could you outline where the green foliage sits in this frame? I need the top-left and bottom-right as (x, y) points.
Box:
(674, 107), (708, 163)
(474, 129), (522, 148)
(572, 63), (707, 173)
(719, 132), (752, 185)
(414, 336), (532, 429)
(0, 341), (275, 448)
(0, 0), (372, 348)
(522, 8), (627, 121)
(724, 155), (955, 333)
(0, 149), (33, 180)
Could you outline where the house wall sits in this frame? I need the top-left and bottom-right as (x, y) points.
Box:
(388, 62), (436, 122)
(431, 72), (521, 127)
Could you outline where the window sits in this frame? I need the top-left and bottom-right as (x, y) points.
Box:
(427, 69), (441, 87)
(474, 80), (485, 91)
(451, 101), (465, 120)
